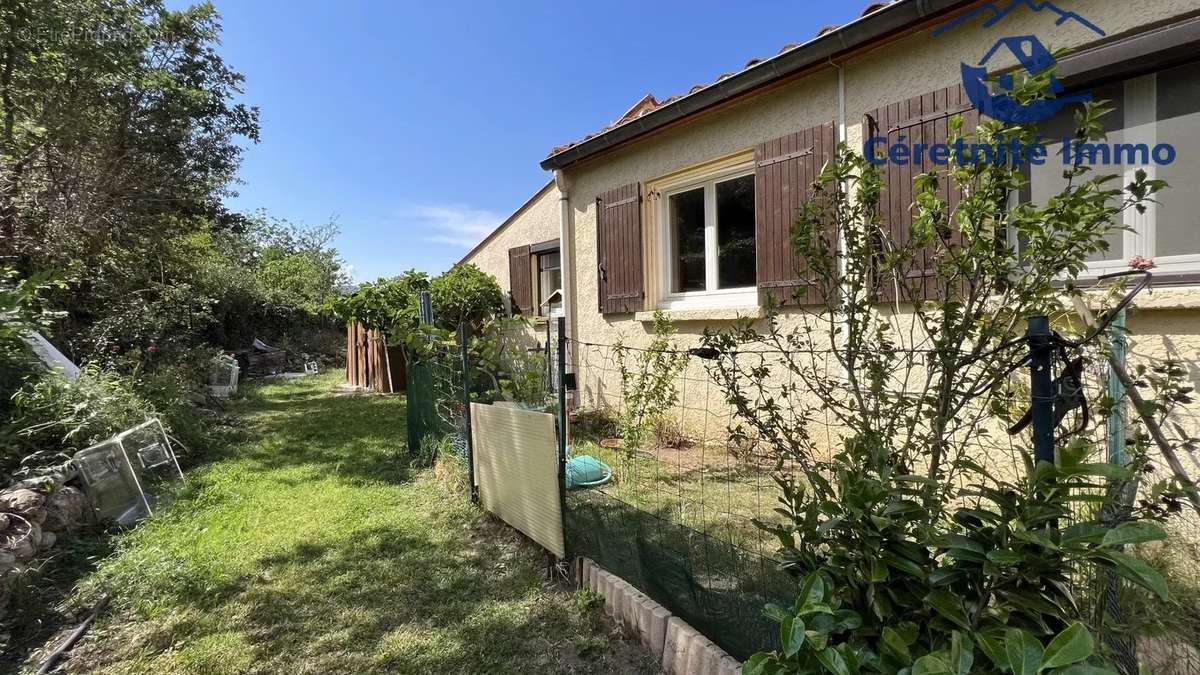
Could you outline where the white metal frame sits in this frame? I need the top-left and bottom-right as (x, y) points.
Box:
(656, 161), (758, 310)
(207, 354), (240, 398)
(75, 418), (185, 520)
(1082, 73), (1198, 277)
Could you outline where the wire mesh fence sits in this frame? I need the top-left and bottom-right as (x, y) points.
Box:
(561, 325), (1200, 667)
(402, 307), (1200, 669)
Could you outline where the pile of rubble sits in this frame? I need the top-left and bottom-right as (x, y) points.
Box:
(0, 476), (90, 613)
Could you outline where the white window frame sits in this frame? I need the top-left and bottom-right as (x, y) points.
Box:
(1071, 72), (1200, 277)
(535, 248), (563, 318)
(656, 162), (758, 310)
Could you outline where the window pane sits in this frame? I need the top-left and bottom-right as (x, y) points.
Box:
(716, 174), (756, 289)
(1024, 82), (1126, 262)
(1156, 63), (1200, 256)
(538, 250), (560, 271)
(536, 251), (561, 316)
(669, 187), (706, 293)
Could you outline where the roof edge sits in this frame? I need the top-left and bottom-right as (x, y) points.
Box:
(540, 0), (972, 171)
(457, 179), (557, 266)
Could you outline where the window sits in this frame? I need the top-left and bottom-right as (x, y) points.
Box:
(660, 169), (757, 308)
(536, 249), (562, 317)
(1022, 63), (1200, 276)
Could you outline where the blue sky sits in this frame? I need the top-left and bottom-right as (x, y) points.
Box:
(203, 0), (865, 282)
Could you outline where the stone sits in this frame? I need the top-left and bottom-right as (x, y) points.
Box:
(0, 489), (46, 525)
(639, 600), (672, 660)
(43, 486), (88, 532)
(718, 655), (742, 675)
(684, 633), (717, 675)
(662, 616), (697, 675)
(38, 531), (56, 550)
(1, 518), (37, 562)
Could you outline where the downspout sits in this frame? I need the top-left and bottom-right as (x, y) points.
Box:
(831, 58), (850, 382)
(554, 170), (574, 379)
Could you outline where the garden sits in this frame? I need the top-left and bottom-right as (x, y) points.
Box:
(3, 1), (1200, 674)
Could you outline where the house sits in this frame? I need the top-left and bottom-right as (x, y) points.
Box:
(459, 180), (564, 323)
(465, 0), (1200, 415)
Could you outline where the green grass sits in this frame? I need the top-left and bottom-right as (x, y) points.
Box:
(30, 373), (655, 674)
(570, 438), (784, 556)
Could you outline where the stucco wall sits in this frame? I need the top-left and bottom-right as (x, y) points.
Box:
(563, 0), (1200, 353)
(556, 0), (1200, 490)
(461, 181), (561, 313)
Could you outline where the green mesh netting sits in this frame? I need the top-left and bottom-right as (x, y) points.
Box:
(565, 490), (796, 661)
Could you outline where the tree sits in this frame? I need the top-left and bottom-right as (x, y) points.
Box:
(429, 263), (504, 334)
(0, 0), (260, 361)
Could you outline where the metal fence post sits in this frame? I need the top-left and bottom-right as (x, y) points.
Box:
(418, 290), (433, 325)
(1027, 316), (1056, 466)
(459, 322), (478, 504)
(555, 316), (569, 558)
(1103, 308), (1139, 675)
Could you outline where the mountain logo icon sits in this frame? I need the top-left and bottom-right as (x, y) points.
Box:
(934, 1), (1105, 124)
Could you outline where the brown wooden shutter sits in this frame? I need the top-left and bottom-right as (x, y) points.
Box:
(508, 245), (532, 314)
(596, 183), (644, 314)
(864, 84), (979, 301)
(754, 121), (837, 306)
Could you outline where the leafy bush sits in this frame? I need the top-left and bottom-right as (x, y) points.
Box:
(6, 367), (161, 478)
(330, 270), (430, 340)
(614, 311), (688, 449)
(430, 263), (504, 334)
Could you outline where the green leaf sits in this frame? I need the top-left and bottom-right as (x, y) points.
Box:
(782, 617), (806, 658)
(1092, 550), (1170, 600)
(871, 559), (890, 582)
(1056, 665), (1119, 675)
(881, 627), (913, 665)
(986, 549), (1024, 566)
(763, 603), (790, 623)
(815, 647), (852, 675)
(977, 632), (1009, 671)
(950, 631), (974, 675)
(925, 590), (971, 630)
(742, 653), (777, 675)
(1102, 522), (1167, 547)
(1042, 623), (1094, 669)
(884, 553), (927, 579)
(1061, 523), (1107, 546)
(913, 654), (953, 675)
(1060, 463), (1132, 480)
(1005, 628), (1044, 675)
(798, 572), (827, 608)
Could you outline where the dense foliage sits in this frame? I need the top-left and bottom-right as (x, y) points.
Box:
(0, 2), (349, 483)
(330, 270), (430, 339)
(703, 76), (1193, 673)
(429, 263), (505, 334)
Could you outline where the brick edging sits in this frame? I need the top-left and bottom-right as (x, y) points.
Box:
(575, 557), (742, 675)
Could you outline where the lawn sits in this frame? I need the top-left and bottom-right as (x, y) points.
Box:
(22, 373), (656, 674)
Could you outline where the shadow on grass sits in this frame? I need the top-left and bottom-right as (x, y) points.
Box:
(194, 381), (413, 488)
(0, 525), (116, 672)
(78, 516), (651, 674)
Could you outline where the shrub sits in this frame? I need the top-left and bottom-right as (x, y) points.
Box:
(5, 362), (206, 480)
(614, 311), (688, 449)
(430, 263), (504, 334)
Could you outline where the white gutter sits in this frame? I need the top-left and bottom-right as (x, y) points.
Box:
(554, 170), (574, 358)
